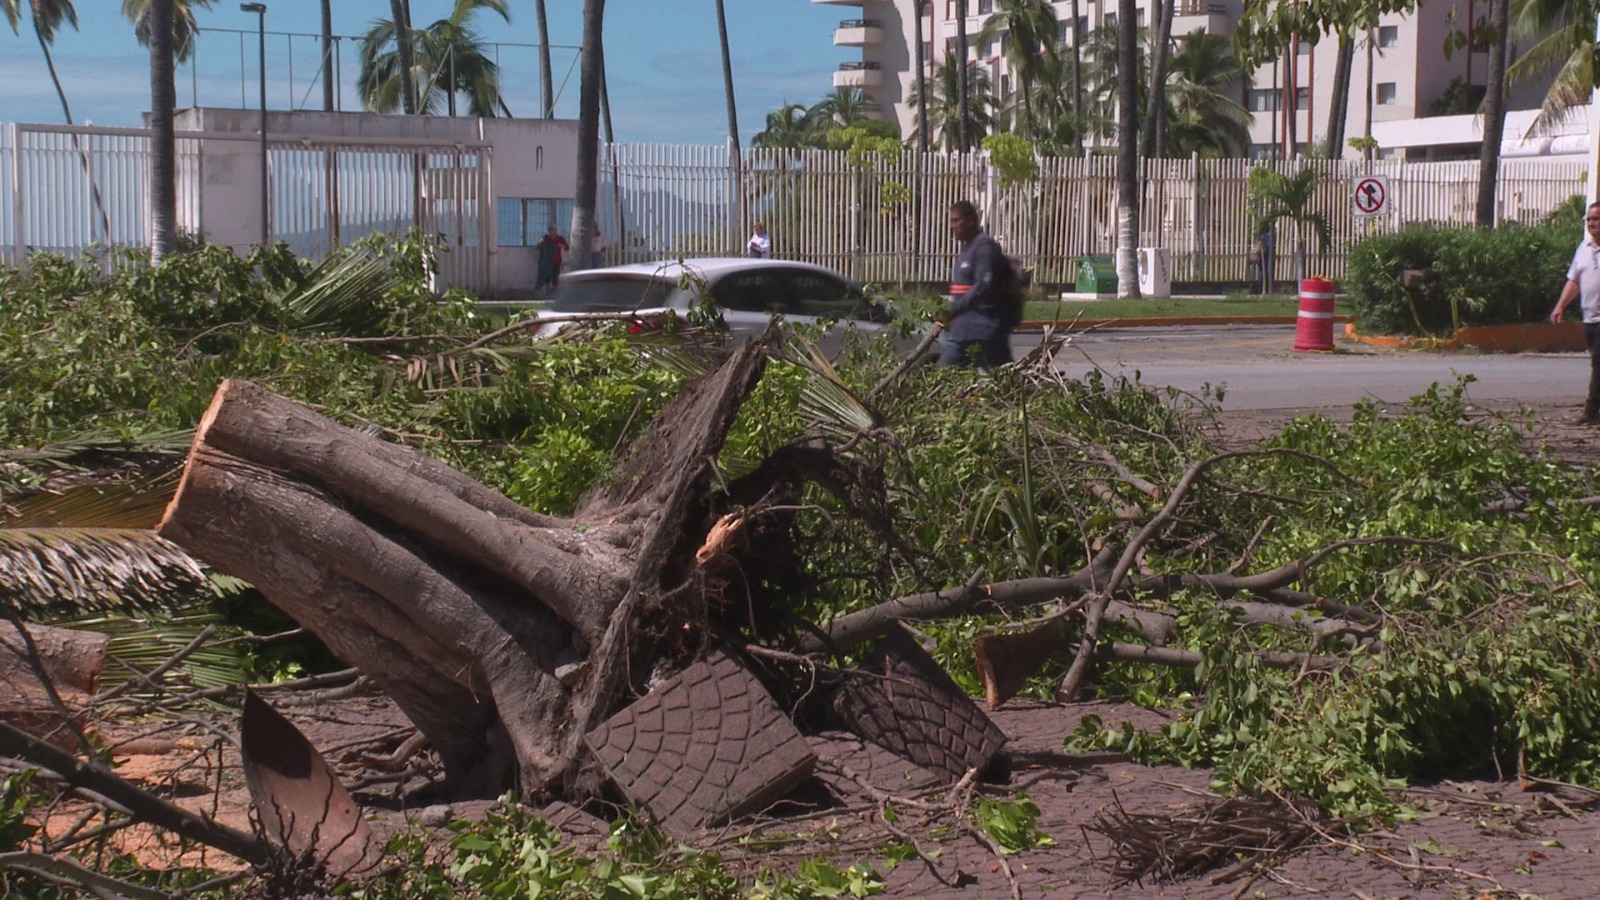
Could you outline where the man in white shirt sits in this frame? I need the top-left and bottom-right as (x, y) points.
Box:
(1549, 201), (1600, 424)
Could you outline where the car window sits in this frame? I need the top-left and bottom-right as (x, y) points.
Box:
(548, 276), (673, 312)
(781, 270), (859, 319)
(710, 270), (785, 313)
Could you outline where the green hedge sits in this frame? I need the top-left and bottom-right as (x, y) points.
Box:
(1345, 199), (1583, 336)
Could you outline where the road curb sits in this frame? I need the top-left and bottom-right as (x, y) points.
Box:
(1019, 315), (1350, 332)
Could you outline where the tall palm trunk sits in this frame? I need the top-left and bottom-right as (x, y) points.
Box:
(1141, 0), (1175, 159)
(1323, 35), (1354, 159)
(35, 28), (111, 244)
(714, 0), (741, 252)
(915, 1), (929, 152)
(321, 0), (340, 245)
(535, 0), (553, 117)
(390, 0), (416, 113)
(148, 0), (176, 266)
(956, 0), (969, 152)
(571, 0), (605, 271)
(1474, 0), (1510, 227)
(1070, 0), (1082, 156)
(1114, 0), (1139, 297)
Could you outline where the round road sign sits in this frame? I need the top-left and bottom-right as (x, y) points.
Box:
(1353, 176), (1389, 217)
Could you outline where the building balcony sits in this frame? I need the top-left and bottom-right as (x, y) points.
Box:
(1173, 0), (1232, 36)
(834, 18), (884, 47)
(811, 0), (864, 6)
(833, 61), (884, 89)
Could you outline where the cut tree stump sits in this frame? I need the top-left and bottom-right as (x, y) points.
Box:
(158, 341), (771, 802)
(0, 621), (107, 749)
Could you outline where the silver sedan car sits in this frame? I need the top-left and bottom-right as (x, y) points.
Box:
(532, 258), (922, 354)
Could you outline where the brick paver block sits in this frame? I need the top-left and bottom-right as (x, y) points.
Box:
(833, 624), (1008, 784)
(584, 649), (816, 834)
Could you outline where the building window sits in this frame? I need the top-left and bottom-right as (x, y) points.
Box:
(1378, 25), (1399, 48)
(1296, 86), (1310, 106)
(1248, 143), (1278, 160)
(497, 198), (572, 248)
(1376, 82), (1397, 105)
(923, 41), (932, 64)
(979, 0), (993, 13)
(1246, 88), (1281, 111)
(1297, 40), (1311, 55)
(1136, 9), (1146, 26)
(1104, 12), (1116, 29)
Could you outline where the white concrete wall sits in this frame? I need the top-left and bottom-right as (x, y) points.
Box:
(169, 107), (578, 296)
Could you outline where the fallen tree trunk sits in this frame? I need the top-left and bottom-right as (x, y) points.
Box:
(0, 622), (107, 749)
(158, 342), (771, 801)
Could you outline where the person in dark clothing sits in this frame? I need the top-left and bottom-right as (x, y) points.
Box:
(940, 199), (1015, 368)
(536, 225), (570, 295)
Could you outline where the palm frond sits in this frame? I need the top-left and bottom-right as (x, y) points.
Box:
(780, 340), (880, 444)
(0, 527), (206, 615)
(277, 244), (405, 332)
(5, 470), (180, 529)
(61, 609), (253, 695)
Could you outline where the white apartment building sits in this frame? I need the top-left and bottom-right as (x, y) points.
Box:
(816, 0), (1584, 162)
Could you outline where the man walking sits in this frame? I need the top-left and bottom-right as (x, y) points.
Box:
(1548, 201), (1600, 424)
(941, 200), (1016, 368)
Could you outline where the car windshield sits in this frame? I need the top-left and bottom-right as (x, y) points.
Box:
(549, 275), (673, 312)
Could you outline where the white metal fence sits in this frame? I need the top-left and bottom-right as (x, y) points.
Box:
(2, 122), (1587, 292)
(605, 145), (1589, 287)
(1, 122), (490, 291)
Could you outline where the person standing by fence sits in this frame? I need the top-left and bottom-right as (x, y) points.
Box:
(1548, 200), (1600, 424)
(940, 200), (1016, 368)
(536, 225), (570, 295)
(746, 222), (772, 258)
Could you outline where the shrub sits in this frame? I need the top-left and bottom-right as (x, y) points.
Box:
(1344, 217), (1577, 336)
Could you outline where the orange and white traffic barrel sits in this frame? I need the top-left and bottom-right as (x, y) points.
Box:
(1293, 277), (1336, 352)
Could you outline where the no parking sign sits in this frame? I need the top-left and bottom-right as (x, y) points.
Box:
(1353, 175), (1390, 218)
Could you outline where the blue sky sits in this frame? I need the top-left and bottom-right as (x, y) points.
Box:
(2, 1), (851, 145)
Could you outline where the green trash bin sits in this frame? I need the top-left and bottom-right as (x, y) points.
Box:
(1075, 256), (1118, 294)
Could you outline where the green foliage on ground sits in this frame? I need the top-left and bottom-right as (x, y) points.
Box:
(9, 240), (1600, 886)
(1344, 196), (1584, 336)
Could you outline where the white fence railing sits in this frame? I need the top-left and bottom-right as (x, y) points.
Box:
(2, 122), (1587, 292)
(606, 146), (1589, 287)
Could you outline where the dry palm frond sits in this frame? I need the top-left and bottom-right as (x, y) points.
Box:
(0, 470), (205, 615)
(0, 527), (206, 616)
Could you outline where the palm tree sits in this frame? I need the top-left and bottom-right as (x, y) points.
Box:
(358, 0), (511, 117)
(388, 0), (416, 113)
(810, 87), (873, 132)
(1141, 0), (1175, 159)
(1080, 20), (1145, 140)
(752, 102), (821, 150)
(1114, 0), (1138, 298)
(1248, 166), (1330, 287)
(976, 0), (1058, 142)
(1475, 0), (1510, 227)
(534, 0), (552, 117)
(5, 0), (111, 242)
(122, 0), (212, 62)
(914, 0), (929, 151)
(1069, 0), (1083, 156)
(146, 0), (175, 266)
(916, 53), (995, 151)
(570, 0), (604, 271)
(955, 0), (969, 151)
(1506, 0), (1594, 136)
(1162, 30), (1251, 158)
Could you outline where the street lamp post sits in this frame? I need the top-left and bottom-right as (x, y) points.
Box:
(241, 2), (268, 245)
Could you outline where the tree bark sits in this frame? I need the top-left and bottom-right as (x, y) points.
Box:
(1114, 0), (1141, 298)
(158, 342), (771, 801)
(1475, 0), (1510, 227)
(0, 622), (106, 748)
(148, 0), (176, 266)
(1323, 35), (1354, 160)
(1141, 0), (1175, 160)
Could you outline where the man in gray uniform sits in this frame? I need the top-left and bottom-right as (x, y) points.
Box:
(941, 200), (1015, 368)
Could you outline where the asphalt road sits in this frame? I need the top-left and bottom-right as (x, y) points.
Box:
(1027, 324), (1588, 414)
